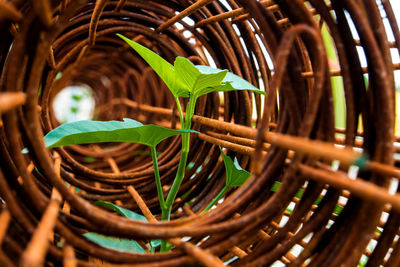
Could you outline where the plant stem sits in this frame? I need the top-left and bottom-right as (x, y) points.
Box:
(150, 146), (166, 210)
(160, 98), (196, 252)
(184, 97), (196, 129)
(160, 134), (189, 252)
(163, 133), (190, 218)
(174, 97), (184, 128)
(202, 186), (228, 213)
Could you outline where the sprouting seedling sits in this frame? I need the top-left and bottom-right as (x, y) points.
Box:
(117, 35), (265, 251)
(41, 118), (195, 212)
(116, 33), (265, 129)
(203, 150), (251, 212)
(39, 35), (265, 253)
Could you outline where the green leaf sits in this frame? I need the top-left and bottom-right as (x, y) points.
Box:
(221, 152), (251, 188)
(83, 232), (146, 253)
(295, 188), (305, 199)
(203, 150), (251, 212)
(150, 240), (162, 250)
(44, 118), (194, 148)
(72, 94), (83, 101)
(95, 201), (162, 251)
(174, 57), (227, 98)
(271, 181), (282, 192)
(118, 34), (265, 99)
(95, 201), (147, 221)
(195, 65), (265, 96)
(117, 34), (188, 98)
(174, 57), (201, 92)
(193, 71), (228, 97)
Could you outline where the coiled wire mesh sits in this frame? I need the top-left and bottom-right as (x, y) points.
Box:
(0, 0), (400, 266)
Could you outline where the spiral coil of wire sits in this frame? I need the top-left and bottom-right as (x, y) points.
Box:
(0, 0), (399, 266)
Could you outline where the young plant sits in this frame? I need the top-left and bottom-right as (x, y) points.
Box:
(116, 34), (265, 234)
(203, 150), (251, 212)
(42, 35), (265, 252)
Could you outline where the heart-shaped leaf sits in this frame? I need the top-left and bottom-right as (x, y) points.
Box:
(118, 34), (265, 100)
(116, 34), (188, 98)
(174, 57), (201, 92)
(150, 240), (162, 251)
(44, 118), (194, 148)
(195, 65), (266, 96)
(95, 201), (162, 252)
(83, 232), (146, 253)
(174, 57), (227, 98)
(221, 152), (251, 188)
(202, 151), (251, 212)
(95, 201), (147, 221)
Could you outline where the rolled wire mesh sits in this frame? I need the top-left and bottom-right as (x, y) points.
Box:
(0, 0), (399, 266)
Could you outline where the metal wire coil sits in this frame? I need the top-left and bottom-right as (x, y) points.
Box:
(0, 0), (399, 266)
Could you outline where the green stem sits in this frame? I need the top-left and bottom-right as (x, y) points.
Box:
(202, 186), (228, 213)
(150, 146), (166, 210)
(174, 97), (184, 128)
(164, 97), (196, 211)
(164, 133), (190, 216)
(184, 97), (196, 129)
(160, 97), (196, 252)
(160, 137), (189, 252)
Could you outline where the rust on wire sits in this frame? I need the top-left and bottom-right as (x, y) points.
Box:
(0, 0), (399, 266)
(31, 0), (53, 28)
(0, 1), (22, 22)
(0, 92), (26, 113)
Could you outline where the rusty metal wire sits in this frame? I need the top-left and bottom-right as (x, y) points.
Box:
(0, 0), (400, 266)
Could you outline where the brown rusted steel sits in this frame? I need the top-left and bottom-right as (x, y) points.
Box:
(0, 0), (399, 266)
(194, 0), (276, 28)
(88, 0), (109, 47)
(62, 244), (77, 267)
(156, 0), (216, 33)
(20, 154), (63, 267)
(31, 0), (53, 28)
(127, 178), (225, 267)
(0, 1), (22, 22)
(0, 208), (11, 246)
(0, 92), (26, 113)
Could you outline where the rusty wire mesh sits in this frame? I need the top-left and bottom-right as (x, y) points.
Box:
(0, 0), (400, 266)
